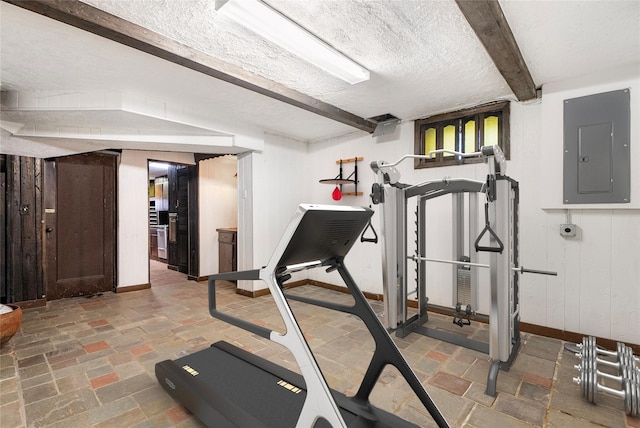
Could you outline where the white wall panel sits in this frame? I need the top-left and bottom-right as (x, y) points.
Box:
(609, 210), (640, 343)
(117, 150), (194, 289)
(246, 133), (310, 292)
(562, 210), (583, 334)
(541, 211), (563, 329)
(237, 152), (254, 292)
(117, 151), (150, 289)
(511, 101), (548, 327)
(578, 211), (613, 338)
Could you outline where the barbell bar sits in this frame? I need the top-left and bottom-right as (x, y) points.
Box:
(408, 255), (558, 276)
(511, 266), (558, 276)
(409, 256), (489, 269)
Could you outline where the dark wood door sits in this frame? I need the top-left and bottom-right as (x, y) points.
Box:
(167, 164), (178, 268)
(44, 153), (116, 299)
(2, 155), (44, 304)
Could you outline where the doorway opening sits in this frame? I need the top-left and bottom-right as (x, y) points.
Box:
(147, 155), (239, 287)
(148, 160), (188, 286)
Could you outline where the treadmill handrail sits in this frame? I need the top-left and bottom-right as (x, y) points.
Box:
(209, 269), (262, 282)
(208, 269), (272, 339)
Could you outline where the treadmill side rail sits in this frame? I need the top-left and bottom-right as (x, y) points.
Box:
(208, 269), (272, 339)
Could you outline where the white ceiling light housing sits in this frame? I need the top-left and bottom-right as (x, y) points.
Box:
(215, 0), (370, 85)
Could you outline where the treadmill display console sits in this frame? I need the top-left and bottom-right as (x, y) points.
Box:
(276, 205), (373, 268)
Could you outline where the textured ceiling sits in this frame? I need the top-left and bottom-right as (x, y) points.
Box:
(78, 0), (510, 119)
(501, 0), (640, 85)
(1, 0), (639, 157)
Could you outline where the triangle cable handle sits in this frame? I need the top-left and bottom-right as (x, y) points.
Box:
(360, 204), (378, 243)
(474, 203), (504, 253)
(360, 218), (378, 243)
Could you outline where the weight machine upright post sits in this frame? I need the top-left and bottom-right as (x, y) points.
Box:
(400, 192), (409, 329)
(380, 185), (406, 331)
(469, 192), (479, 311)
(486, 176), (519, 396)
(488, 195), (500, 362)
(452, 193), (464, 307)
(495, 178), (512, 363)
(418, 196), (428, 320)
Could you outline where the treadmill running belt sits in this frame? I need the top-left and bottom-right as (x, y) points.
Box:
(156, 341), (419, 427)
(157, 342), (305, 427)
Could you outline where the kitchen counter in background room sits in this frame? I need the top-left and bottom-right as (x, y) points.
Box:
(217, 228), (237, 274)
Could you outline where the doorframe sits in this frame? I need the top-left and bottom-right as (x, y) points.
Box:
(132, 153), (240, 290)
(174, 164), (200, 278)
(146, 159), (199, 284)
(236, 152), (253, 293)
(43, 158), (57, 298)
(187, 164), (199, 279)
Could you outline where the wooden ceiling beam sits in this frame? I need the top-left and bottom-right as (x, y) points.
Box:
(455, 0), (537, 101)
(3, 0), (377, 134)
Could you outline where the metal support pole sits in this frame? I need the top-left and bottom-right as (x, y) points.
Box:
(380, 185), (405, 330)
(400, 191), (408, 330)
(488, 197), (500, 362)
(494, 178), (512, 363)
(469, 192), (479, 310)
(418, 197), (428, 319)
(452, 193), (464, 306)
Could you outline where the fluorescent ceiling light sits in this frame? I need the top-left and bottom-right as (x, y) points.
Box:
(215, 0), (370, 84)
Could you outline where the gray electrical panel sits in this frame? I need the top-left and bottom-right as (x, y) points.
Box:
(563, 89), (630, 204)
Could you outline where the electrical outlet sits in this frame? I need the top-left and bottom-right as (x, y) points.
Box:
(560, 224), (576, 237)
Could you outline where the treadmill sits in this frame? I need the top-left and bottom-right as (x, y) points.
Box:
(155, 204), (450, 428)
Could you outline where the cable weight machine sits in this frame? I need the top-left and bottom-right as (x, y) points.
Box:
(369, 145), (556, 396)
